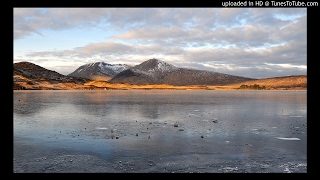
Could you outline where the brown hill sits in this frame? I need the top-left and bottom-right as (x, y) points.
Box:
(13, 61), (89, 90)
(211, 75), (307, 90)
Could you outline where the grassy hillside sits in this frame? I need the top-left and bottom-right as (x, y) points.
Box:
(208, 75), (307, 90)
(14, 73), (307, 91)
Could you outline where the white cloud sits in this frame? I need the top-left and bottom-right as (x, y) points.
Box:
(14, 8), (307, 78)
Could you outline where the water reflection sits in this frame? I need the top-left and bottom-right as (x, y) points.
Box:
(14, 90), (307, 171)
(14, 91), (60, 116)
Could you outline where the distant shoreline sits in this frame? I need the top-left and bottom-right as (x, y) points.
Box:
(14, 61), (306, 91)
(13, 84), (307, 91)
(13, 75), (307, 91)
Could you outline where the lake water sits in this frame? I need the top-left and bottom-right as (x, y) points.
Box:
(13, 90), (307, 173)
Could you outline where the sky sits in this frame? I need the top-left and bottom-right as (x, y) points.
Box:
(13, 8), (307, 79)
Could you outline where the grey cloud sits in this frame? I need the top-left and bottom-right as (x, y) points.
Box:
(14, 8), (45, 39)
(112, 11), (305, 50)
(26, 51), (52, 57)
(14, 8), (306, 44)
(264, 40), (306, 65)
(14, 8), (307, 78)
(241, 8), (306, 33)
(25, 42), (136, 58)
(14, 8), (111, 39)
(136, 44), (184, 55)
(188, 49), (261, 67)
(14, 8), (221, 40)
(25, 42), (185, 59)
(271, 15), (306, 42)
(14, 27), (44, 39)
(33, 8), (110, 28)
(217, 8), (249, 26)
(211, 25), (271, 47)
(196, 62), (305, 79)
(26, 49), (77, 58)
(257, 8), (306, 16)
(74, 42), (135, 56)
(112, 26), (189, 42)
(182, 40), (306, 70)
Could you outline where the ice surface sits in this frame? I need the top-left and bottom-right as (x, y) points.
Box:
(14, 90), (307, 173)
(95, 127), (108, 130)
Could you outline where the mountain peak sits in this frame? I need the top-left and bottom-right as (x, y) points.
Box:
(144, 58), (172, 66)
(68, 61), (131, 80)
(146, 58), (163, 63)
(133, 58), (177, 73)
(14, 61), (46, 70)
(110, 59), (254, 85)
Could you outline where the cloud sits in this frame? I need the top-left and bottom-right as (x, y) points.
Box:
(26, 42), (135, 58)
(111, 12), (305, 50)
(14, 8), (307, 78)
(26, 41), (186, 59)
(217, 8), (249, 26)
(14, 8), (111, 39)
(111, 26), (190, 46)
(271, 15), (306, 42)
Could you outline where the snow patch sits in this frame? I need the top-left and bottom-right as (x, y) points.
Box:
(156, 60), (177, 72)
(99, 63), (131, 74)
(133, 69), (156, 77)
(73, 62), (131, 77)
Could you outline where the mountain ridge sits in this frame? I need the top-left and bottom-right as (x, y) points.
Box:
(68, 61), (131, 81)
(13, 60), (307, 90)
(109, 58), (255, 86)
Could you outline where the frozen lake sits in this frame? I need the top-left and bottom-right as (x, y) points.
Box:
(13, 90), (307, 173)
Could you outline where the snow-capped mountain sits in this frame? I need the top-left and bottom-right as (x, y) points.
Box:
(130, 58), (178, 77)
(68, 62), (131, 80)
(109, 58), (255, 85)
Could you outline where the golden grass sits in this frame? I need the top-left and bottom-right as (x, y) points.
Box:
(13, 75), (307, 90)
(13, 75), (32, 82)
(84, 75), (307, 90)
(90, 75), (112, 81)
(224, 75), (307, 90)
(84, 81), (211, 90)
